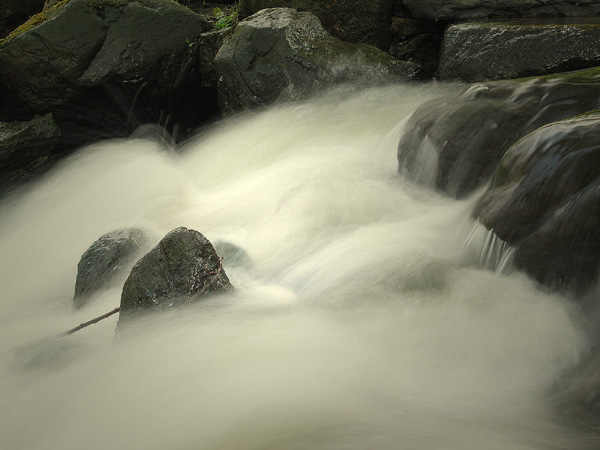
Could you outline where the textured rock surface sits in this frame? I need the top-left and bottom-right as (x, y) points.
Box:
(397, 68), (600, 197)
(0, 0), (217, 146)
(120, 227), (231, 316)
(239, 0), (394, 50)
(439, 22), (600, 82)
(74, 228), (148, 309)
(0, 0), (45, 38)
(473, 114), (600, 295)
(389, 17), (442, 79)
(215, 8), (420, 113)
(403, 0), (600, 21)
(0, 114), (60, 191)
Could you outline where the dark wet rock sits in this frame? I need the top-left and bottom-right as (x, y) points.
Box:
(397, 68), (600, 198)
(439, 22), (600, 83)
(403, 0), (600, 21)
(119, 227), (231, 317)
(215, 8), (421, 113)
(74, 228), (148, 309)
(474, 114), (600, 295)
(0, 114), (60, 192)
(0, 0), (218, 148)
(0, 0), (45, 39)
(214, 241), (251, 268)
(389, 17), (442, 79)
(239, 0), (394, 50)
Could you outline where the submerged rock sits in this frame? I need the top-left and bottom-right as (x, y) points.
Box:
(214, 241), (251, 269)
(474, 113), (600, 295)
(74, 228), (148, 309)
(239, 0), (394, 50)
(439, 22), (600, 82)
(397, 68), (600, 198)
(403, 0), (600, 21)
(0, 113), (60, 192)
(214, 8), (421, 113)
(119, 227), (231, 317)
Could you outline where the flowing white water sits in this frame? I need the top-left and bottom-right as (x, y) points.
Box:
(0, 84), (594, 450)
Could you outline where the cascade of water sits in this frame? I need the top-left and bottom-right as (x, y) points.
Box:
(461, 221), (516, 273)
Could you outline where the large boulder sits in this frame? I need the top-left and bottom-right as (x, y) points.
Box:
(0, 0), (218, 147)
(74, 228), (148, 309)
(214, 8), (421, 113)
(402, 0), (600, 21)
(119, 227), (231, 317)
(0, 0), (45, 38)
(473, 113), (600, 295)
(439, 22), (600, 83)
(239, 0), (394, 50)
(397, 68), (600, 198)
(0, 114), (60, 192)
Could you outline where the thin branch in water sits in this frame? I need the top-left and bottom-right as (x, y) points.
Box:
(61, 307), (120, 336)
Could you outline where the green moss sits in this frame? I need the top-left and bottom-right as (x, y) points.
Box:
(571, 109), (600, 119)
(513, 66), (600, 83)
(0, 0), (73, 47)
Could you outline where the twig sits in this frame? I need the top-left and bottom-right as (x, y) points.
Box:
(187, 256), (224, 303)
(61, 307), (120, 336)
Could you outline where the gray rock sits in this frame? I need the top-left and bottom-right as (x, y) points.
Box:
(74, 228), (148, 309)
(0, 0), (45, 38)
(239, 0), (394, 50)
(119, 227), (231, 316)
(439, 22), (600, 83)
(214, 241), (251, 269)
(0, 114), (60, 192)
(397, 68), (600, 198)
(473, 113), (600, 295)
(403, 0), (600, 21)
(215, 8), (421, 113)
(389, 17), (442, 78)
(0, 0), (218, 145)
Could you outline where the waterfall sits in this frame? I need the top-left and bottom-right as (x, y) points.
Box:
(0, 83), (596, 450)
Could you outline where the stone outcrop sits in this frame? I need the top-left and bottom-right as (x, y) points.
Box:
(397, 68), (600, 198)
(215, 8), (420, 113)
(0, 0), (45, 39)
(119, 227), (231, 317)
(0, 114), (60, 192)
(473, 113), (600, 295)
(239, 0), (394, 50)
(439, 22), (600, 82)
(402, 0), (600, 21)
(74, 228), (148, 309)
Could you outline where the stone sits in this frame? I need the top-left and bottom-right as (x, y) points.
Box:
(402, 0), (600, 21)
(214, 8), (421, 113)
(239, 0), (394, 50)
(74, 228), (148, 309)
(439, 22), (600, 83)
(0, 0), (218, 147)
(119, 227), (231, 316)
(473, 113), (600, 295)
(389, 17), (442, 78)
(0, 0), (45, 38)
(397, 67), (600, 198)
(0, 114), (60, 192)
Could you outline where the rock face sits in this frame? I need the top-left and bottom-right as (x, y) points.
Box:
(0, 0), (45, 39)
(439, 22), (600, 82)
(120, 227), (231, 316)
(0, 0), (217, 146)
(0, 114), (60, 191)
(473, 113), (600, 295)
(74, 228), (148, 309)
(239, 0), (394, 50)
(403, 0), (600, 21)
(215, 8), (420, 113)
(397, 68), (600, 198)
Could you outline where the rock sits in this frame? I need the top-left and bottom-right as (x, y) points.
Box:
(0, 114), (60, 193)
(389, 17), (442, 78)
(473, 113), (600, 295)
(215, 8), (421, 113)
(439, 22), (600, 83)
(119, 227), (231, 316)
(402, 0), (600, 21)
(239, 0), (394, 50)
(397, 68), (600, 198)
(74, 228), (148, 309)
(0, 0), (218, 147)
(214, 241), (251, 268)
(0, 0), (45, 38)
